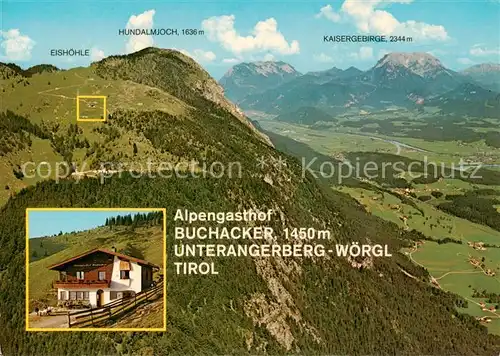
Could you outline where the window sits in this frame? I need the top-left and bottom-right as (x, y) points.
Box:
(120, 270), (130, 279)
(116, 292), (123, 299)
(76, 271), (85, 280)
(68, 291), (89, 300)
(60, 271), (67, 281)
(59, 291), (66, 300)
(98, 271), (106, 281)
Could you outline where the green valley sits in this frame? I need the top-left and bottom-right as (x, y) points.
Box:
(255, 106), (500, 335)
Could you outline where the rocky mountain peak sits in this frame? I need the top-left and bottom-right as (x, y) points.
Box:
(222, 61), (300, 79)
(375, 52), (446, 77)
(219, 60), (301, 103)
(252, 61), (298, 75)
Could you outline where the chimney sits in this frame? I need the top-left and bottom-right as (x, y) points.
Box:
(111, 246), (116, 252)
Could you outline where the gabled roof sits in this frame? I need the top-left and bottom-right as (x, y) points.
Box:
(47, 248), (160, 270)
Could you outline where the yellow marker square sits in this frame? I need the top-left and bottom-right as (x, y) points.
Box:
(76, 95), (107, 122)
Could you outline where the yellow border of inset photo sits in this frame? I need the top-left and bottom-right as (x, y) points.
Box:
(25, 207), (167, 332)
(76, 95), (107, 122)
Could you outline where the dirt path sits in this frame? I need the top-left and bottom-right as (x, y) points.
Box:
(435, 270), (482, 280)
(29, 313), (68, 328)
(398, 267), (419, 281)
(408, 242), (425, 269)
(37, 72), (90, 100)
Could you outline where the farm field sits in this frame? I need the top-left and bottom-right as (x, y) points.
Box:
(337, 186), (500, 245)
(258, 114), (500, 167)
(407, 241), (500, 334)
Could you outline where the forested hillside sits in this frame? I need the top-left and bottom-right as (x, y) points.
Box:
(3, 165), (499, 354)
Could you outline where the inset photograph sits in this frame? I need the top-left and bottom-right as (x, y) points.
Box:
(26, 208), (166, 331)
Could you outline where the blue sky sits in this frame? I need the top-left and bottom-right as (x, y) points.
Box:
(2, 0), (500, 78)
(27, 210), (155, 238)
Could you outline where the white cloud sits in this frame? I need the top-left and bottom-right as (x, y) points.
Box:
(314, 52), (335, 63)
(469, 44), (500, 57)
(378, 49), (390, 58)
(202, 15), (300, 55)
(316, 5), (341, 22)
(0, 29), (35, 61)
(263, 53), (275, 61)
(427, 49), (447, 57)
(179, 49), (217, 62)
(317, 1), (449, 41)
(350, 46), (374, 60)
(222, 58), (240, 64)
(457, 57), (474, 65)
(194, 49), (216, 62)
(125, 10), (156, 53)
(359, 46), (374, 59)
(91, 47), (105, 61)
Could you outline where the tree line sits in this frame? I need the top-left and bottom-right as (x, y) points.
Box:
(105, 211), (163, 227)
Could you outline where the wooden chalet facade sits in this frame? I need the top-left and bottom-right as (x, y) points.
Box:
(48, 248), (159, 308)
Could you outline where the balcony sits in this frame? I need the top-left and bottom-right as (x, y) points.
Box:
(53, 279), (111, 289)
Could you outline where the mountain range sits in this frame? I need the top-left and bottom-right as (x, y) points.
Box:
(219, 53), (500, 117)
(219, 60), (301, 103)
(461, 63), (500, 92)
